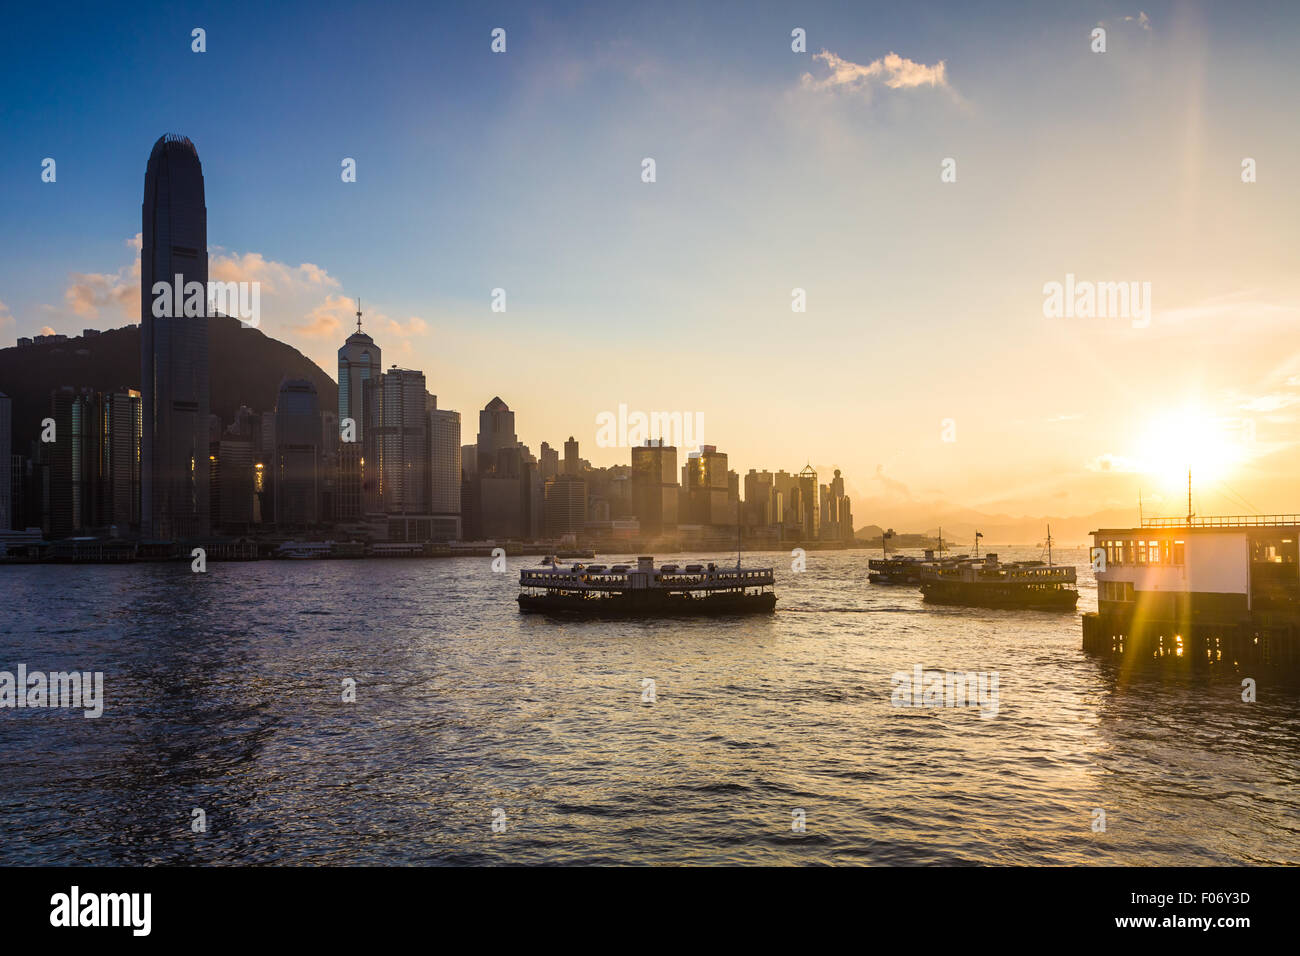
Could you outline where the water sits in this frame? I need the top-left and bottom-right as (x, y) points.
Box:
(1, 548), (1296, 865)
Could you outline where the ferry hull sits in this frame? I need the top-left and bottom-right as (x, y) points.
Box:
(920, 581), (1078, 610)
(517, 590), (776, 617)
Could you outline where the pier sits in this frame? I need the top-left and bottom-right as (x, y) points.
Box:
(1084, 514), (1300, 672)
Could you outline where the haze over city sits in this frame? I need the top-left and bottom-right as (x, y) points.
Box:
(3, 1), (1299, 528)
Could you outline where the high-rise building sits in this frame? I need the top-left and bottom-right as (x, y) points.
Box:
(337, 300), (381, 444)
(428, 407), (462, 540)
(539, 442), (559, 480)
(544, 473), (587, 538)
(369, 367), (428, 514)
(274, 379), (321, 527)
(685, 445), (735, 527)
(336, 303), (380, 522)
(563, 435), (580, 476)
(631, 439), (678, 537)
(141, 134), (210, 539)
(477, 397), (516, 466)
(101, 389), (142, 534)
(798, 464), (820, 539)
(743, 468), (775, 529)
(820, 468), (854, 541)
(47, 387), (82, 539)
(213, 438), (256, 528)
(0, 392), (10, 531)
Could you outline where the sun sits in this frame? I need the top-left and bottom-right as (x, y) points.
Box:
(1135, 406), (1249, 490)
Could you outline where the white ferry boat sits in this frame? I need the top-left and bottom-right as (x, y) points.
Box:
(518, 555), (776, 616)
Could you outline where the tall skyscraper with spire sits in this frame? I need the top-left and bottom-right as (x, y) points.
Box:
(336, 299), (381, 521)
(140, 134), (210, 539)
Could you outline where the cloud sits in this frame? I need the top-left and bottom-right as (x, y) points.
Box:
(1087, 453), (1142, 473)
(801, 49), (953, 98)
(0, 299), (12, 328)
(52, 239), (435, 377)
(64, 234), (142, 319)
(1122, 12), (1152, 31)
(1238, 393), (1300, 413)
(292, 295), (351, 340)
(872, 464), (912, 498)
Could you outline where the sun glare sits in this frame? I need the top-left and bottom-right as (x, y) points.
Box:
(1135, 407), (1249, 490)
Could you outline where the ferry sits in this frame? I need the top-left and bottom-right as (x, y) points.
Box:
(868, 549), (974, 584)
(275, 541), (331, 559)
(917, 528), (1079, 610)
(518, 555), (776, 616)
(919, 556), (1079, 610)
(867, 529), (967, 584)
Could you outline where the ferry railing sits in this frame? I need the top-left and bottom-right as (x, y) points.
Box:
(1142, 515), (1300, 529)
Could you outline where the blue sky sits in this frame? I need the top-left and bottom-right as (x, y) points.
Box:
(3, 1), (1300, 522)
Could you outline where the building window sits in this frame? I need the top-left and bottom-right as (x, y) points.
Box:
(1101, 581), (1135, 602)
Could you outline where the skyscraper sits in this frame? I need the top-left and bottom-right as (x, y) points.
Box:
(539, 442), (559, 480)
(428, 407), (462, 540)
(338, 300), (381, 442)
(820, 468), (854, 541)
(140, 134), (209, 539)
(685, 445), (735, 527)
(563, 436), (580, 476)
(544, 473), (587, 538)
(476, 397), (516, 468)
(0, 392), (10, 531)
(274, 379), (321, 527)
(369, 367), (428, 514)
(336, 302), (381, 522)
(631, 439), (678, 537)
(798, 464), (820, 539)
(99, 389), (142, 533)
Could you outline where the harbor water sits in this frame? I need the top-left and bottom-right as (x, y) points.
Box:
(2, 548), (1297, 865)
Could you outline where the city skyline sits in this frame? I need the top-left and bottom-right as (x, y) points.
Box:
(5, 0), (1300, 893)
(3, 2), (1300, 523)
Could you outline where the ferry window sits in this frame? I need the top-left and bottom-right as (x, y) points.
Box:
(1173, 541), (1185, 564)
(1123, 540), (1134, 563)
(1137, 541), (1147, 564)
(1160, 540), (1171, 564)
(1149, 541), (1161, 563)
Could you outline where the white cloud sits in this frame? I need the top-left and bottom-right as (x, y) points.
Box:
(1087, 453), (1142, 473)
(801, 49), (953, 98)
(52, 238), (434, 377)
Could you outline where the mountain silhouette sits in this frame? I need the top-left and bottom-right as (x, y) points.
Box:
(0, 316), (337, 451)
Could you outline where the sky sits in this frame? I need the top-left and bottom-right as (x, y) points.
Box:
(2, 0), (1300, 527)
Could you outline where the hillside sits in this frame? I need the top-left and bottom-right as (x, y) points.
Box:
(0, 317), (337, 450)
